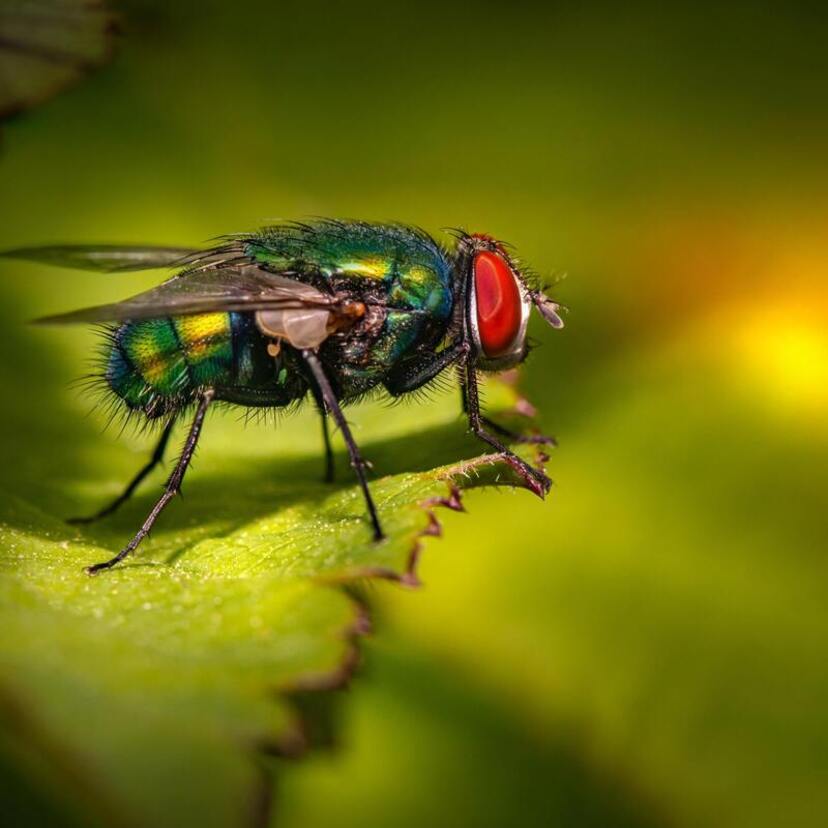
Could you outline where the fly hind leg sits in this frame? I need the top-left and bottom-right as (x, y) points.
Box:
(86, 391), (213, 574)
(68, 417), (176, 525)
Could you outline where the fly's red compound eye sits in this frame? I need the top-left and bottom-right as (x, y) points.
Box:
(473, 250), (524, 358)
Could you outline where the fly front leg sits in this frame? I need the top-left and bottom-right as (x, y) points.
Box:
(86, 390), (214, 574)
(384, 340), (470, 396)
(458, 383), (556, 447)
(69, 417), (177, 525)
(463, 363), (551, 498)
(302, 350), (383, 541)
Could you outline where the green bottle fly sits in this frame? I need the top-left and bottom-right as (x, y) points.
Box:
(4, 219), (564, 572)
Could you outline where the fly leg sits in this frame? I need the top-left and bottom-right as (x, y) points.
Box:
(302, 350), (383, 541)
(319, 409), (335, 483)
(68, 417), (176, 525)
(384, 341), (470, 396)
(458, 383), (556, 446)
(463, 363), (551, 498)
(86, 390), (213, 574)
(386, 344), (550, 493)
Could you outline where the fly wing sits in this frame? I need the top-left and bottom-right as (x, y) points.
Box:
(1, 244), (198, 272)
(33, 266), (337, 324)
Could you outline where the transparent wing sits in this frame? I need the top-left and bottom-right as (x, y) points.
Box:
(34, 266), (337, 324)
(1, 244), (198, 272)
(0, 0), (116, 120)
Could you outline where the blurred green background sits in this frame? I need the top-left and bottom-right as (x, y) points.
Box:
(1, 1), (827, 826)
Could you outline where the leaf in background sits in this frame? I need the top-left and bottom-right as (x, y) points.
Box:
(0, 0), (116, 121)
(353, 325), (828, 828)
(0, 375), (547, 828)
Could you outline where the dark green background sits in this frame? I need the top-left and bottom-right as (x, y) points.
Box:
(1, 2), (827, 826)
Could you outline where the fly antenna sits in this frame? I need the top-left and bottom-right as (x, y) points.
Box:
(530, 291), (566, 329)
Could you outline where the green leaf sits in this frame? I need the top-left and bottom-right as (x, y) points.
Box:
(0, 349), (546, 828)
(0, 0), (117, 122)
(329, 342), (828, 828)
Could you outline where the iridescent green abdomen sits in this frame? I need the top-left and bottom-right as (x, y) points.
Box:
(107, 312), (307, 418)
(107, 222), (458, 414)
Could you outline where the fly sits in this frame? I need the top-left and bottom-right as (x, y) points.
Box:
(3, 220), (564, 573)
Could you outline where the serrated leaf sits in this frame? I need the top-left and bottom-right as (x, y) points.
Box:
(0, 361), (546, 828)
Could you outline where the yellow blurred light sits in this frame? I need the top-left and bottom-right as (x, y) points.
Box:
(733, 306), (828, 414)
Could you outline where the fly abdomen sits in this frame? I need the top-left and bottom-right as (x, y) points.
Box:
(107, 313), (234, 417)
